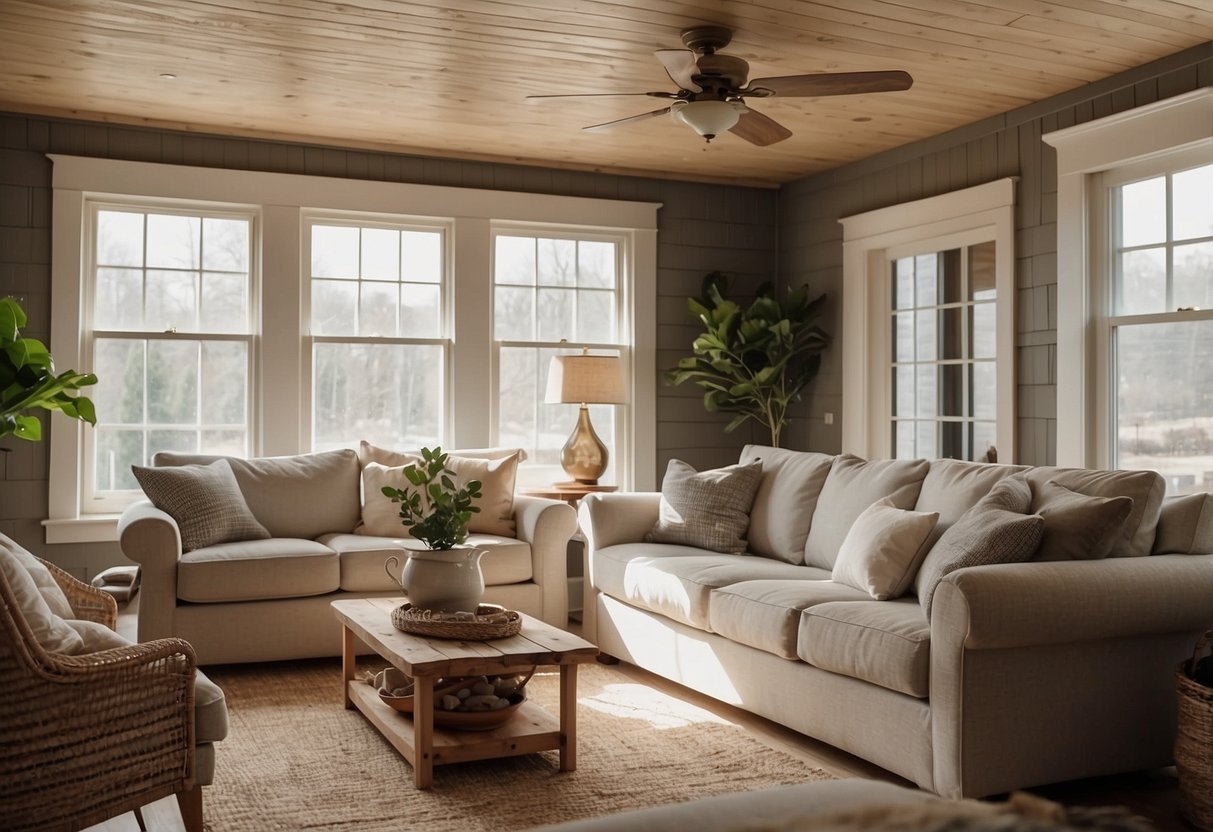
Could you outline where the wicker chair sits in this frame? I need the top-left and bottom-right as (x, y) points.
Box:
(0, 557), (203, 832)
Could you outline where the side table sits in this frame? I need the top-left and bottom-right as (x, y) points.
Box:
(520, 483), (618, 506)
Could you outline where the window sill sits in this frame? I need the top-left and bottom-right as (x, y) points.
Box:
(42, 516), (121, 545)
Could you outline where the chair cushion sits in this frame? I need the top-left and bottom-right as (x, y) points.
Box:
(0, 533), (74, 619)
(1153, 492), (1213, 554)
(708, 577), (868, 659)
(1024, 466), (1164, 557)
(133, 459), (270, 552)
(646, 459), (764, 555)
(831, 498), (938, 600)
(321, 533), (533, 590)
(804, 455), (930, 570)
(914, 459), (1029, 550)
(592, 543), (819, 631)
(178, 539), (339, 602)
(798, 599), (931, 698)
(1030, 480), (1132, 562)
(0, 545), (83, 654)
(739, 445), (834, 564)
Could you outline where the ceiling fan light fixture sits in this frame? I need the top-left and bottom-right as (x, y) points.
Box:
(672, 99), (742, 142)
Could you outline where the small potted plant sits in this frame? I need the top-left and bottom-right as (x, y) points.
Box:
(380, 447), (486, 613)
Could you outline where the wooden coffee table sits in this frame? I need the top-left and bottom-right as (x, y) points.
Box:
(332, 597), (598, 788)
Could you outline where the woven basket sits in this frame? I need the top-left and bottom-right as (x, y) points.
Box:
(391, 603), (522, 640)
(1177, 630), (1213, 832)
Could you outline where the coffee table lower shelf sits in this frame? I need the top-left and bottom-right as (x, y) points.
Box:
(348, 681), (564, 767)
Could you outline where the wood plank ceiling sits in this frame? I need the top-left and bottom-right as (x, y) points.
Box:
(1, 1), (1211, 186)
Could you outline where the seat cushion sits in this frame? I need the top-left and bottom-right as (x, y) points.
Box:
(1024, 466), (1165, 557)
(321, 533), (533, 591)
(798, 599), (931, 698)
(739, 445), (834, 564)
(708, 578), (869, 659)
(914, 459), (1028, 549)
(178, 539), (339, 602)
(804, 455), (930, 570)
(593, 543), (822, 631)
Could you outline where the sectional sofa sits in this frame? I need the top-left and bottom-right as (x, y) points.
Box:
(119, 446), (577, 664)
(578, 446), (1213, 799)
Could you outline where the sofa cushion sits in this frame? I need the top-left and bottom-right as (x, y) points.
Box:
(1153, 492), (1213, 554)
(646, 459), (764, 555)
(358, 440), (526, 466)
(133, 459), (270, 552)
(914, 459), (1029, 549)
(593, 543), (821, 631)
(798, 599), (931, 698)
(155, 449), (362, 540)
(178, 538), (339, 602)
(804, 455), (930, 570)
(831, 498), (938, 600)
(1030, 480), (1132, 562)
(321, 532), (533, 591)
(1024, 466), (1164, 557)
(739, 445), (834, 564)
(708, 577), (868, 659)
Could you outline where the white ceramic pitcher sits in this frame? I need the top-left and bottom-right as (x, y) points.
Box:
(385, 546), (485, 614)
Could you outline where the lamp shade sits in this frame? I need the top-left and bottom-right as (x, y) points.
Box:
(672, 99), (741, 140)
(545, 354), (627, 405)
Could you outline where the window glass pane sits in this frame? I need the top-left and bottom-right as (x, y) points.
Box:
(916, 365), (937, 418)
(893, 257), (914, 310)
(973, 421), (997, 463)
(93, 339), (145, 425)
(201, 429), (245, 457)
(359, 281), (399, 337)
(495, 286), (534, 340)
(1174, 242), (1213, 311)
(311, 225), (359, 279)
(940, 364), (964, 417)
(94, 428), (143, 492)
(200, 273), (249, 333)
(147, 214), (201, 269)
(972, 361), (996, 421)
(402, 230), (442, 283)
(401, 284), (441, 337)
(971, 303), (996, 359)
(940, 306), (963, 361)
(1173, 164), (1213, 242)
(148, 429), (197, 457)
(202, 217), (249, 272)
(1120, 177), (1167, 248)
(577, 290), (614, 343)
(894, 365), (914, 418)
(1118, 248), (1166, 315)
(97, 211), (144, 267)
(497, 346), (541, 454)
(914, 254), (937, 306)
(145, 270), (198, 331)
(894, 419), (915, 459)
(312, 280), (358, 335)
(200, 341), (247, 425)
(916, 420), (937, 459)
(941, 248), (962, 304)
(496, 236), (536, 285)
(893, 312), (913, 362)
(537, 238), (577, 286)
(147, 340), (198, 424)
(538, 288), (575, 341)
(578, 241), (615, 289)
(1116, 320), (1213, 494)
(95, 268), (143, 330)
(969, 241), (996, 300)
(940, 421), (966, 460)
(361, 228), (400, 281)
(313, 343), (443, 450)
(914, 309), (937, 361)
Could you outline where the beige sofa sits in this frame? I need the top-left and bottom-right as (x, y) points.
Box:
(119, 448), (577, 664)
(578, 446), (1213, 799)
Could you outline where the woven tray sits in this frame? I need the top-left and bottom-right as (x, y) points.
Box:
(390, 603), (522, 640)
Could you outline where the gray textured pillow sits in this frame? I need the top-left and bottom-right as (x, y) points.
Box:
(1031, 480), (1133, 562)
(133, 459), (271, 552)
(646, 459), (764, 554)
(918, 507), (1044, 618)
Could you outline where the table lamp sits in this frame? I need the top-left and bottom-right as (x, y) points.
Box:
(545, 350), (627, 485)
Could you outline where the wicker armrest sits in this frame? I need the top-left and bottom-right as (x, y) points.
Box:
(38, 556), (118, 629)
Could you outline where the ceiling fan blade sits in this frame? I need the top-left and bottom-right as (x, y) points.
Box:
(527, 91), (680, 100)
(654, 49), (702, 92)
(583, 107), (673, 134)
(729, 108), (792, 146)
(746, 70), (913, 98)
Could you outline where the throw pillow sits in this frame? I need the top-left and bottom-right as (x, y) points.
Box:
(1152, 492), (1213, 555)
(646, 459), (764, 555)
(0, 532), (74, 619)
(358, 462), (407, 537)
(917, 506), (1045, 618)
(358, 440), (527, 467)
(0, 545), (84, 654)
(830, 498), (939, 600)
(132, 459), (271, 552)
(1030, 480), (1133, 562)
(65, 618), (131, 653)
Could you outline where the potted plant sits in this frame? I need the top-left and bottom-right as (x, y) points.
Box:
(667, 272), (830, 448)
(380, 447), (487, 613)
(0, 296), (97, 442)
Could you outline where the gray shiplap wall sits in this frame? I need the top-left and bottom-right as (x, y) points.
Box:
(779, 42), (1213, 465)
(0, 115), (776, 576)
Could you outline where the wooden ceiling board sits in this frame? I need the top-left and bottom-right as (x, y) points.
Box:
(1, 0), (1211, 185)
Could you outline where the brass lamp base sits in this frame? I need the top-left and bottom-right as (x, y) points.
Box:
(560, 406), (608, 485)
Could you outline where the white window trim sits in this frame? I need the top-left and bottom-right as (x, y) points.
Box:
(1043, 88), (1213, 467)
(839, 177), (1017, 461)
(46, 155), (659, 543)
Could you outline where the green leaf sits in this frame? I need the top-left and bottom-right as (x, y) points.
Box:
(0, 298), (24, 343)
(13, 413), (40, 440)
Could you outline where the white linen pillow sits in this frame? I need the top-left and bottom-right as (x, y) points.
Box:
(66, 618), (131, 653)
(831, 498), (939, 600)
(0, 546), (84, 654)
(358, 462), (409, 537)
(0, 532), (74, 619)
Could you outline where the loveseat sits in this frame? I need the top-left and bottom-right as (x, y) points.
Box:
(119, 444), (577, 664)
(578, 446), (1213, 799)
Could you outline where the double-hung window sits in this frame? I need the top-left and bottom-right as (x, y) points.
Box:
(86, 203), (255, 512)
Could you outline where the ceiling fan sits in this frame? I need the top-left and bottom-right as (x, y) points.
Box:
(527, 26), (913, 146)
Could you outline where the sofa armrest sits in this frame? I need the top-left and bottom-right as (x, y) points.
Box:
(932, 554), (1213, 649)
(511, 494), (577, 626)
(118, 499), (184, 642)
(577, 492), (661, 553)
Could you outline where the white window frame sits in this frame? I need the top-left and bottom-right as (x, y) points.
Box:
(1044, 88), (1213, 467)
(839, 178), (1017, 460)
(47, 155), (659, 543)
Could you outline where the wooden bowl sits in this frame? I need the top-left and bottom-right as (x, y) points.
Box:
(378, 689), (526, 731)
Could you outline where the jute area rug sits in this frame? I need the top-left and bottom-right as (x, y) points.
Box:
(201, 658), (835, 831)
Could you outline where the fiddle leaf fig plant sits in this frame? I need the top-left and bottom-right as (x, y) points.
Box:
(381, 447), (482, 551)
(0, 297), (98, 442)
(667, 272), (830, 448)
